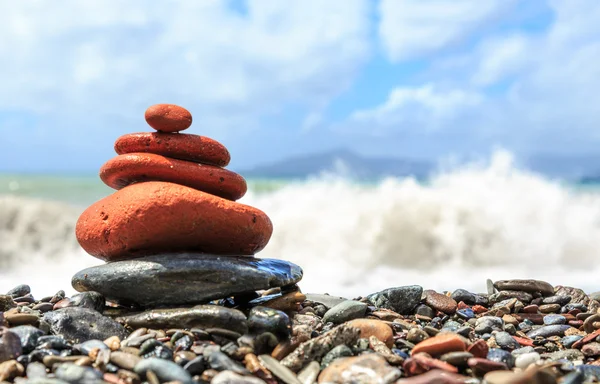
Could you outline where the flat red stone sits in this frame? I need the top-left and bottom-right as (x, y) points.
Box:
(145, 104), (192, 132)
(75, 181), (272, 261)
(114, 132), (230, 167)
(100, 153), (246, 201)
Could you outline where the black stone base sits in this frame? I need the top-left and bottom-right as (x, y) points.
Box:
(72, 253), (303, 307)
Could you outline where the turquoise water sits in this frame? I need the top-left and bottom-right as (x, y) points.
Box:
(0, 173), (292, 206)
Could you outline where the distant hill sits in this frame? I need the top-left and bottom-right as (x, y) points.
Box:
(239, 149), (432, 180)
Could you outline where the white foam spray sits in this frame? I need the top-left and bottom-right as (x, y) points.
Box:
(2, 150), (600, 298)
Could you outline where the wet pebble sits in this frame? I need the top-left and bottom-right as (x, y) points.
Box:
(322, 300), (367, 324)
(134, 357), (193, 383)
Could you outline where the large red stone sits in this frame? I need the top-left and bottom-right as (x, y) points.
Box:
(75, 181), (272, 261)
(145, 104), (192, 132)
(114, 132), (230, 167)
(100, 153), (247, 201)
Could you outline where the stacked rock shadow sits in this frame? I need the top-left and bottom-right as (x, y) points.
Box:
(72, 104), (302, 307)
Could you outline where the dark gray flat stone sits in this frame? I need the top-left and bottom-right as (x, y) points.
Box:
(72, 253), (303, 307)
(116, 305), (248, 334)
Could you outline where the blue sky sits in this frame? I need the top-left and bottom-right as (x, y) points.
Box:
(1, 0), (599, 173)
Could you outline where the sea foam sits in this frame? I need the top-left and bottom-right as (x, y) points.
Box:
(2, 150), (600, 297)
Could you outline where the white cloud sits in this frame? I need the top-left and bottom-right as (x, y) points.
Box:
(350, 0), (600, 155)
(347, 84), (482, 135)
(0, 0), (370, 137)
(378, 0), (514, 62)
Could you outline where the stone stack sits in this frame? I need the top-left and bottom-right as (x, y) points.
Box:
(72, 104), (302, 307)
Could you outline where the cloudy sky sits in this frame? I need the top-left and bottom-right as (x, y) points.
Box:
(1, 0), (599, 173)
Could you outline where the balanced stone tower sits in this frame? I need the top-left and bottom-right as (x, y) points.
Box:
(72, 104), (302, 307)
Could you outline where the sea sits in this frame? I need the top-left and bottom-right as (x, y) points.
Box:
(2, 150), (600, 299)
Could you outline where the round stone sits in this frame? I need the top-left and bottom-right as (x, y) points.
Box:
(72, 254), (302, 307)
(145, 104), (192, 132)
(345, 319), (394, 348)
(114, 132), (230, 167)
(100, 153), (247, 201)
(424, 290), (457, 314)
(75, 181), (272, 261)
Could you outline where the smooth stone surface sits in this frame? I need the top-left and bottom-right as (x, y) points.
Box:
(114, 132), (230, 166)
(247, 306), (291, 339)
(411, 333), (466, 356)
(423, 290), (457, 314)
(318, 354), (400, 384)
(544, 314), (567, 325)
(0, 330), (22, 363)
(100, 153), (247, 200)
(116, 305), (248, 334)
(366, 285), (423, 315)
(75, 181), (272, 261)
(212, 371), (267, 384)
(346, 319), (394, 348)
(493, 279), (554, 296)
(73, 254), (302, 307)
(54, 363), (102, 383)
(7, 285), (30, 298)
(514, 352), (540, 369)
(145, 104), (192, 132)
(259, 355), (302, 384)
(134, 357), (193, 383)
(526, 324), (572, 338)
(52, 292), (105, 312)
(494, 331), (520, 350)
(489, 290), (533, 304)
(322, 301), (367, 324)
(7, 325), (44, 353)
(43, 307), (129, 343)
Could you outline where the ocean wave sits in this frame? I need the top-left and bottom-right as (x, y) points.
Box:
(2, 150), (600, 296)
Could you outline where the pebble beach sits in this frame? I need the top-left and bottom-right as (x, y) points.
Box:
(1, 279), (600, 383)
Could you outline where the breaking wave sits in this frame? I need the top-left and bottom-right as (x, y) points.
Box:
(3, 150), (600, 297)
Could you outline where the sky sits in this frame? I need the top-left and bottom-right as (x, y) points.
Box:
(0, 0), (599, 173)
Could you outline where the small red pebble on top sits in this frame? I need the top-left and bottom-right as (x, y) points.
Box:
(145, 104), (192, 132)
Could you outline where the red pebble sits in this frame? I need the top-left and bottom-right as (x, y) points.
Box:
(100, 153), (247, 201)
(457, 301), (469, 310)
(472, 305), (487, 314)
(115, 132), (231, 167)
(75, 181), (273, 261)
(467, 339), (489, 358)
(145, 104), (192, 132)
(513, 336), (534, 347)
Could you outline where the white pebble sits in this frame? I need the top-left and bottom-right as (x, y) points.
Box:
(515, 352), (540, 369)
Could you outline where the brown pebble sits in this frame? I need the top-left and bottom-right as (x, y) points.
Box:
(522, 305), (539, 313)
(539, 304), (561, 313)
(468, 357), (508, 376)
(346, 319), (394, 348)
(145, 104), (192, 132)
(110, 351), (142, 371)
(104, 336), (121, 351)
(0, 360), (24, 381)
(263, 292), (307, 312)
(5, 312), (38, 326)
(201, 369), (219, 382)
(74, 357), (93, 366)
(42, 355), (87, 368)
(395, 369), (467, 383)
(423, 290), (457, 315)
(319, 354), (401, 383)
(31, 303), (54, 313)
(146, 370), (160, 384)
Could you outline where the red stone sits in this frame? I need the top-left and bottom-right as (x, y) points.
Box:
(145, 104), (192, 132)
(114, 132), (230, 167)
(513, 336), (534, 347)
(472, 305), (487, 314)
(100, 153), (247, 201)
(467, 339), (489, 358)
(411, 333), (466, 357)
(75, 181), (272, 261)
